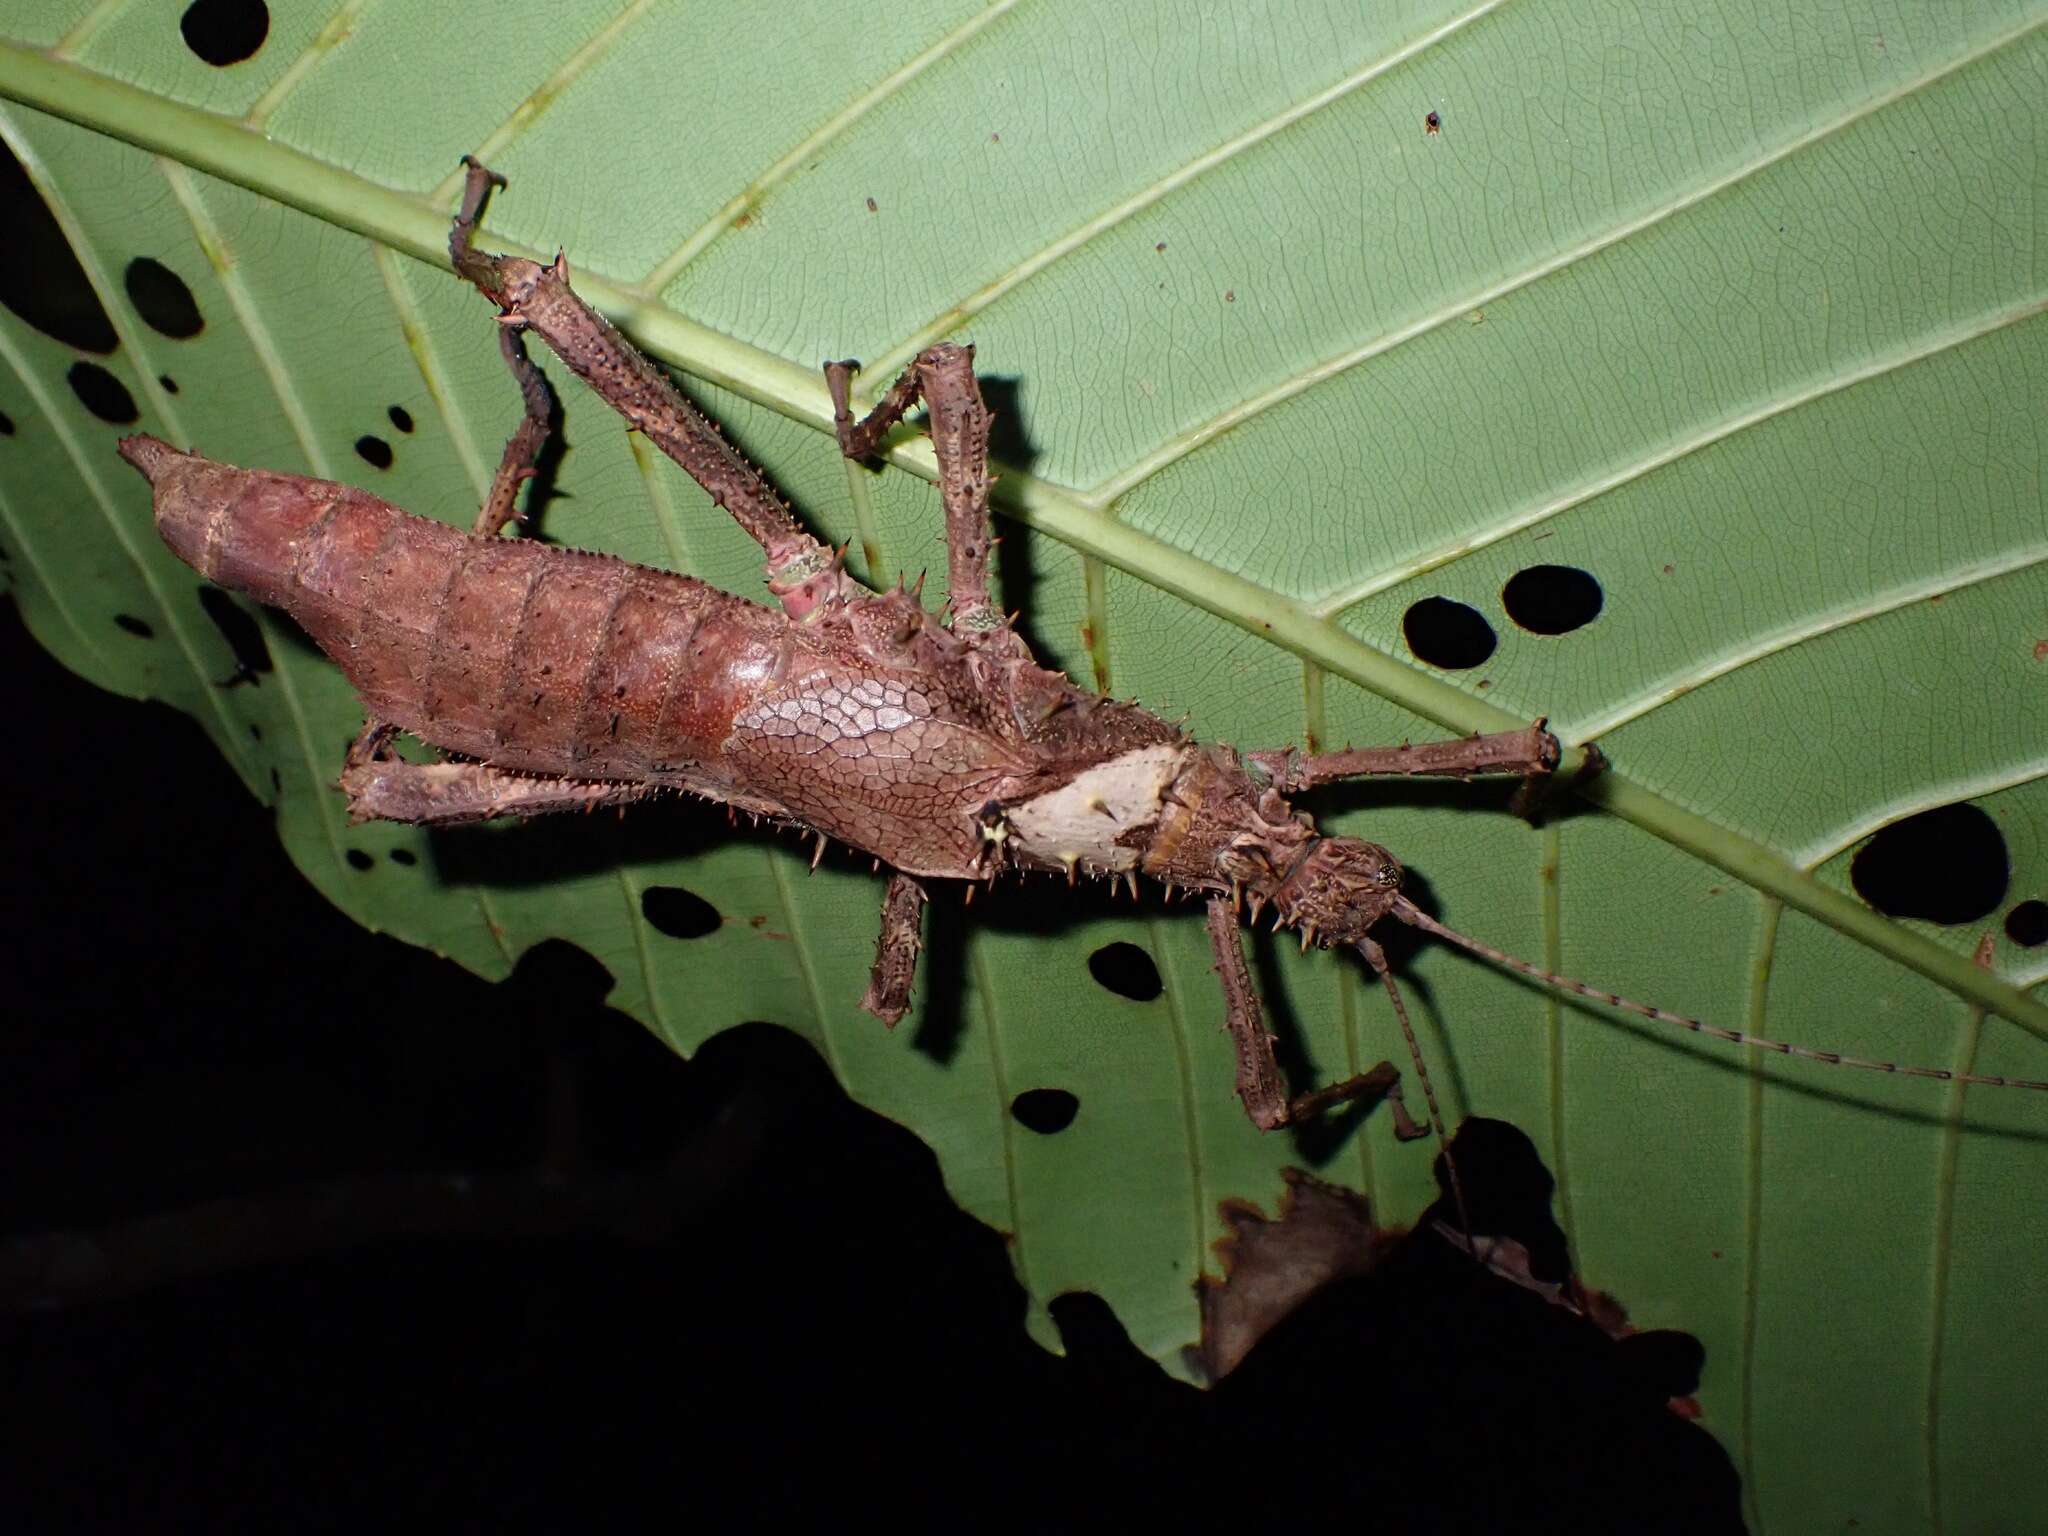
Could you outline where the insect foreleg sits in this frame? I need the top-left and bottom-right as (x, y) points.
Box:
(1206, 899), (1424, 1139)
(1248, 724), (1561, 792)
(859, 872), (930, 1026)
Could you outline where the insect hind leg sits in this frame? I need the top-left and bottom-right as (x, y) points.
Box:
(448, 159), (851, 618)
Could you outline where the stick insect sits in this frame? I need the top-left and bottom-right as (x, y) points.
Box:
(116, 162), (2048, 1177)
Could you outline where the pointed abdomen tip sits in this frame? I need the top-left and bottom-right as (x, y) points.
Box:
(116, 434), (181, 482)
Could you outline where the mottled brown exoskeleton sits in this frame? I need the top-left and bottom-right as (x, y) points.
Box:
(117, 162), (2048, 1164)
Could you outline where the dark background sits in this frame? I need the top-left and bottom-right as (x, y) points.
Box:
(1, 595), (1742, 1533)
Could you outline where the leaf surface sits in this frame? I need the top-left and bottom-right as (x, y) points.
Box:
(4, 5), (2045, 1528)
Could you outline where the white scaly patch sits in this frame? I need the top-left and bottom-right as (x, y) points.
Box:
(1006, 743), (1192, 873)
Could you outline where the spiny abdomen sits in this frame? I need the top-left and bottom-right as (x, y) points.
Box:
(120, 435), (791, 780)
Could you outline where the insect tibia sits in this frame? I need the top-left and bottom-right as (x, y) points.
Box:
(1389, 896), (2048, 1092)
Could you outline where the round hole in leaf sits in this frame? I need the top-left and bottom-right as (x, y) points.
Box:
(197, 585), (272, 683)
(389, 848), (417, 867)
(0, 139), (118, 354)
(159, 375), (179, 394)
(123, 257), (204, 338)
(180, 0), (269, 67)
(642, 885), (720, 939)
(114, 613), (153, 638)
(1402, 596), (1496, 669)
(2006, 899), (2048, 948)
(68, 362), (138, 425)
(1850, 803), (2008, 925)
(1502, 565), (1603, 635)
(345, 849), (373, 872)
(388, 405), (415, 434)
(1011, 1088), (1079, 1135)
(355, 435), (393, 470)
(1088, 941), (1162, 1001)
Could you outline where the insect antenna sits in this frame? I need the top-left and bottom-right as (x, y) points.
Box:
(1357, 937), (1473, 1248)
(1390, 895), (2048, 1091)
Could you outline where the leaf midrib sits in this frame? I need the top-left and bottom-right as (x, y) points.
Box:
(4, 40), (2042, 1043)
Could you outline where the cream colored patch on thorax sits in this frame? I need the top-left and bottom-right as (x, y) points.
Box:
(1005, 743), (1193, 873)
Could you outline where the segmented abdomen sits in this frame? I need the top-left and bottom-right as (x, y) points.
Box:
(122, 436), (790, 782)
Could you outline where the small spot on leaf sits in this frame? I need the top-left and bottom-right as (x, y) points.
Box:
(0, 410), (13, 435)
(642, 885), (720, 939)
(355, 435), (393, 469)
(1425, 110), (1442, 135)
(159, 375), (179, 394)
(181, 0), (269, 67)
(1503, 565), (1603, 635)
(114, 613), (153, 638)
(124, 257), (204, 338)
(2005, 899), (2047, 948)
(387, 404), (415, 434)
(68, 362), (138, 424)
(1402, 596), (1496, 670)
(1850, 803), (2008, 925)
(390, 848), (418, 867)
(1089, 941), (1162, 1001)
(345, 849), (373, 872)
(1011, 1089), (1079, 1135)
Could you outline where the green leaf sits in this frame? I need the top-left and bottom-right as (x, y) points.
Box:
(5, 4), (2045, 1526)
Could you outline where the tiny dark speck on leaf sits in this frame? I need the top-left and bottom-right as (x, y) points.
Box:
(865, 196), (878, 213)
(114, 613), (154, 638)
(1155, 241), (1166, 252)
(1425, 110), (1442, 135)
(1224, 289), (1235, 303)
(355, 435), (393, 469)
(346, 849), (373, 872)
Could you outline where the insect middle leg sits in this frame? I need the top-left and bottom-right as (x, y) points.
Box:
(1205, 898), (1426, 1139)
(859, 872), (930, 1025)
(825, 347), (1005, 639)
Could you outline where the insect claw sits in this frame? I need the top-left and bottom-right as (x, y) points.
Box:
(1246, 893), (1266, 923)
(810, 834), (827, 871)
(1060, 852), (1079, 886)
(1272, 909), (1286, 932)
(1124, 871), (1139, 901)
(964, 882), (975, 906)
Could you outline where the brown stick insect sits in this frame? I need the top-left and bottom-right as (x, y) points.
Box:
(115, 162), (2048, 1174)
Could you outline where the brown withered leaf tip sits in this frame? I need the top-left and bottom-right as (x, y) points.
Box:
(1188, 1167), (1389, 1383)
